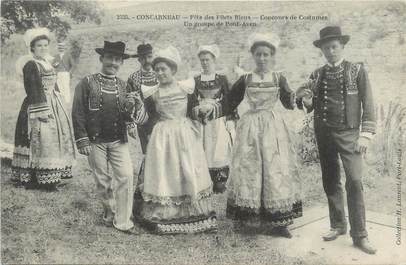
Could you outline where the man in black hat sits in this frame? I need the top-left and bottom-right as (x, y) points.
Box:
(72, 41), (145, 233)
(126, 43), (158, 155)
(297, 26), (377, 254)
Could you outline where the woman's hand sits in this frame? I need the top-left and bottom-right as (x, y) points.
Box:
(198, 104), (213, 115)
(200, 104), (215, 124)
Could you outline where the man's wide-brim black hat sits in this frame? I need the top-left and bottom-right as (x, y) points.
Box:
(131, 43), (153, 58)
(313, 26), (350, 48)
(95, 41), (130, 59)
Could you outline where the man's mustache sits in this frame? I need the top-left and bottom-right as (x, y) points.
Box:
(105, 64), (119, 68)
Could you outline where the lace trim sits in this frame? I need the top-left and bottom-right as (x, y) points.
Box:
(60, 166), (73, 178)
(21, 173), (32, 183)
(12, 167), (70, 184)
(156, 217), (217, 234)
(142, 186), (213, 206)
(36, 169), (61, 184)
(228, 194), (302, 213)
(12, 167), (31, 183)
(226, 201), (303, 227)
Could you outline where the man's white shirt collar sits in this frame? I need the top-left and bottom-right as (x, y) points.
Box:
(99, 72), (116, 79)
(140, 67), (153, 74)
(327, 58), (344, 67)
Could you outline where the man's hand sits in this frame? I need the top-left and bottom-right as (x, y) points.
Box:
(355, 136), (370, 155)
(128, 127), (137, 139)
(78, 145), (92, 156)
(297, 79), (316, 98)
(124, 92), (143, 114)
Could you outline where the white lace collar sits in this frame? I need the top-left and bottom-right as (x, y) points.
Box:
(200, 72), (216, 81)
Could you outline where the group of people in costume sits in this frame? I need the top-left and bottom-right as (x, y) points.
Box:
(11, 25), (377, 255)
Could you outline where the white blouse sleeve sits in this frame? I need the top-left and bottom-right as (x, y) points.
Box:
(178, 77), (195, 94)
(141, 84), (159, 99)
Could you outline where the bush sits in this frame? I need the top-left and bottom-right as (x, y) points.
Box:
(297, 114), (319, 163)
(366, 101), (406, 178)
(296, 101), (406, 179)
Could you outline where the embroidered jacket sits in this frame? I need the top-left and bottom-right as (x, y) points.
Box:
(126, 69), (158, 154)
(72, 73), (143, 149)
(297, 60), (376, 134)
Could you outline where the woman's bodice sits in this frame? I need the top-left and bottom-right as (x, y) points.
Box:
(245, 72), (280, 111)
(36, 60), (57, 94)
(195, 73), (223, 100)
(153, 84), (189, 120)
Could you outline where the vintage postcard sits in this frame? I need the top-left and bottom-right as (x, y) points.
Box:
(1, 0), (405, 264)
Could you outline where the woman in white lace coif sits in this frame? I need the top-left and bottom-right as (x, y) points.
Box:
(12, 28), (75, 191)
(226, 33), (305, 238)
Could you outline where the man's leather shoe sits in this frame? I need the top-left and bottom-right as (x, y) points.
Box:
(102, 210), (114, 227)
(322, 228), (346, 241)
(353, 237), (377, 255)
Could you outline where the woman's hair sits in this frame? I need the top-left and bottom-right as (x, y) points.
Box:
(153, 57), (178, 74)
(30, 35), (50, 53)
(250, 41), (276, 55)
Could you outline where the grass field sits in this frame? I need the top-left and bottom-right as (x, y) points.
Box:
(1, 147), (400, 265)
(1, 1), (406, 264)
(0, 140), (324, 265)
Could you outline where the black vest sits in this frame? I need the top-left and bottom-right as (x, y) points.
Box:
(86, 73), (128, 143)
(312, 61), (364, 130)
(314, 63), (346, 128)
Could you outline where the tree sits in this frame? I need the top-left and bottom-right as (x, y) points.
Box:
(1, 0), (104, 43)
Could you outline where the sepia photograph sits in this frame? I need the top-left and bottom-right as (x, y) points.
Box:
(0, 0), (405, 264)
